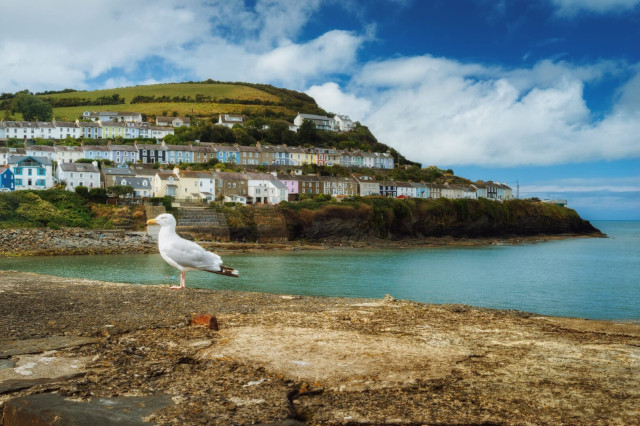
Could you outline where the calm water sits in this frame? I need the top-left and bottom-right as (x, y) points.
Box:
(0, 221), (638, 321)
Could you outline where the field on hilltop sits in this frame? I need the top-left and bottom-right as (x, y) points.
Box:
(34, 82), (326, 122)
(41, 83), (280, 104)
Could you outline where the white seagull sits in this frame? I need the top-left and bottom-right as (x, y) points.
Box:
(147, 213), (238, 289)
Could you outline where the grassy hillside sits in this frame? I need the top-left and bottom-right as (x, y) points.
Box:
(41, 83), (280, 104)
(32, 82), (325, 122)
(50, 103), (293, 122)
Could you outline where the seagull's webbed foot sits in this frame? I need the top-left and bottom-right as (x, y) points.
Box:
(170, 271), (186, 289)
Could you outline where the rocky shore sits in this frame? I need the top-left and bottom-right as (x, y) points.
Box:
(0, 227), (605, 258)
(1, 270), (638, 425)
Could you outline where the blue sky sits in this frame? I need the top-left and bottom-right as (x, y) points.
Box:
(1, 0), (639, 220)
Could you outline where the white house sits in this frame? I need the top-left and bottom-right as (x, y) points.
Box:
(293, 113), (335, 131)
(56, 162), (101, 191)
(0, 147), (26, 165)
(25, 145), (56, 162)
(396, 182), (417, 198)
(246, 172), (287, 204)
(54, 145), (84, 164)
(217, 114), (246, 128)
(83, 111), (142, 123)
(351, 174), (380, 196)
(333, 114), (355, 132)
(156, 116), (191, 127)
(8, 155), (54, 190)
(52, 120), (81, 139)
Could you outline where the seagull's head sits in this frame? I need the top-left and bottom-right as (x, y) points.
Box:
(147, 213), (176, 228)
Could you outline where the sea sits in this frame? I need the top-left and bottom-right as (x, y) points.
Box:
(0, 220), (638, 321)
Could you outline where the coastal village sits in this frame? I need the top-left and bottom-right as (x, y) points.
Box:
(0, 110), (513, 205)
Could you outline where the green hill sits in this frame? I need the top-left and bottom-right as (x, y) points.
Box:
(34, 81), (327, 122)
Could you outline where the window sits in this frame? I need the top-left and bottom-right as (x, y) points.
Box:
(28, 169), (32, 176)
(38, 168), (45, 176)
(16, 179), (22, 185)
(15, 167), (22, 175)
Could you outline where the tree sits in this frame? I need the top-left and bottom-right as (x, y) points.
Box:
(297, 119), (318, 144)
(107, 185), (134, 204)
(13, 93), (53, 121)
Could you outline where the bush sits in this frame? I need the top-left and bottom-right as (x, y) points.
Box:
(74, 186), (89, 198)
(89, 188), (107, 203)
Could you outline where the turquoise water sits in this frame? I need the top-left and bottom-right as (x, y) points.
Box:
(0, 221), (638, 320)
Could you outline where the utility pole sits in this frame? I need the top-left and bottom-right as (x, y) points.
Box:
(517, 180), (520, 199)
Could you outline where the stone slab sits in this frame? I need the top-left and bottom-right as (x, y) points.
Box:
(3, 393), (175, 425)
(0, 336), (99, 358)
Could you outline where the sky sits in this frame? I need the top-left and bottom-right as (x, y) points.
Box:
(1, 0), (639, 220)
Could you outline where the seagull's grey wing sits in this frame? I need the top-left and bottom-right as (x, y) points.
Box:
(162, 236), (223, 272)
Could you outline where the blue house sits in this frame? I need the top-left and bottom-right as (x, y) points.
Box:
(0, 166), (15, 191)
(216, 145), (239, 164)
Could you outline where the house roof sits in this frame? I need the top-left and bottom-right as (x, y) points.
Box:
(8, 155), (52, 166)
(26, 145), (56, 152)
(179, 170), (213, 179)
(115, 177), (151, 189)
(54, 121), (78, 128)
(59, 162), (100, 173)
(298, 113), (332, 121)
(109, 144), (137, 152)
(83, 145), (110, 152)
(156, 173), (179, 181)
(103, 167), (135, 176)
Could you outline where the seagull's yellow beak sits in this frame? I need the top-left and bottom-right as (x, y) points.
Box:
(147, 219), (157, 225)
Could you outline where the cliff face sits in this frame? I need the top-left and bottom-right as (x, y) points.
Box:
(274, 197), (601, 242)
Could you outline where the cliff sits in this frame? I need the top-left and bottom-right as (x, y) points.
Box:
(276, 197), (601, 241)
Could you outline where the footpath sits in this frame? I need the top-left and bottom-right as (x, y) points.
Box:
(0, 270), (638, 424)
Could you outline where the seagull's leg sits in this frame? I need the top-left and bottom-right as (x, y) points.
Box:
(170, 271), (186, 289)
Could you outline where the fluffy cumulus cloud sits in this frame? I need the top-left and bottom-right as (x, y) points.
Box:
(306, 82), (372, 121)
(0, 0), (208, 93)
(312, 56), (640, 167)
(549, 0), (640, 16)
(0, 0), (362, 93)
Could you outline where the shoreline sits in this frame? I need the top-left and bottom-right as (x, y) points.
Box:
(1, 270), (638, 424)
(0, 226), (606, 257)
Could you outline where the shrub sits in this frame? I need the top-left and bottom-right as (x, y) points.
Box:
(75, 186), (89, 198)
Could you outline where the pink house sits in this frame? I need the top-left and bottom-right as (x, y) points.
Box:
(277, 174), (299, 201)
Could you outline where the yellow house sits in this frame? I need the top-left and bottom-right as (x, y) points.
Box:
(152, 172), (179, 197)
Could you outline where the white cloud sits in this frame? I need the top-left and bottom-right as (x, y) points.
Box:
(0, 0), (207, 93)
(306, 82), (371, 121)
(331, 55), (640, 167)
(550, 0), (640, 16)
(0, 0), (358, 93)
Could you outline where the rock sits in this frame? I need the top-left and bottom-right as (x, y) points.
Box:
(190, 314), (219, 331)
(3, 393), (174, 425)
(0, 336), (99, 358)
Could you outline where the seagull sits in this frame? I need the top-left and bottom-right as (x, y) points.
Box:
(147, 213), (238, 289)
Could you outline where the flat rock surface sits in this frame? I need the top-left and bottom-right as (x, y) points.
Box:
(0, 270), (639, 425)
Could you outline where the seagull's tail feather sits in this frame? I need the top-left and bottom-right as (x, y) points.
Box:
(210, 265), (239, 278)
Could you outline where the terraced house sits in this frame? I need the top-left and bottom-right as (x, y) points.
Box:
(8, 155), (53, 190)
